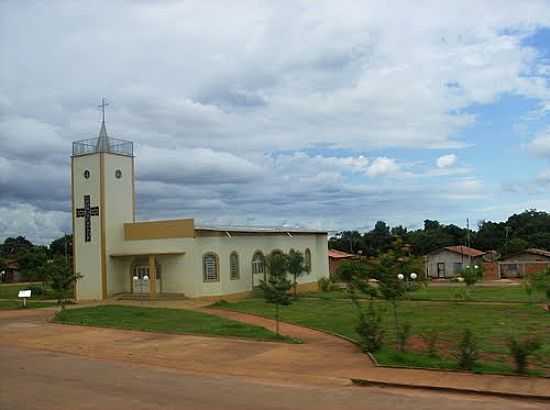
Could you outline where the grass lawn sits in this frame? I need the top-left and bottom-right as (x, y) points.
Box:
(305, 285), (544, 303)
(0, 282), (52, 300)
(54, 305), (300, 343)
(0, 300), (56, 310)
(213, 297), (550, 376)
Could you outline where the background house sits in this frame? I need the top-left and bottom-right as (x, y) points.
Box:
(0, 260), (21, 283)
(425, 246), (486, 279)
(328, 249), (355, 277)
(497, 248), (550, 278)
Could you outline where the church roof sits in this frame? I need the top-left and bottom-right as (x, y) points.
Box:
(95, 120), (112, 153)
(195, 225), (327, 235)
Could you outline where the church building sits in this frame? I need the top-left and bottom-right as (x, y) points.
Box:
(71, 110), (329, 301)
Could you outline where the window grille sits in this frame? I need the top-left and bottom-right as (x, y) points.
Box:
(203, 253), (219, 281)
(230, 252), (240, 279)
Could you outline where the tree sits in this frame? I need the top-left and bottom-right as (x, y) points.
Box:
(507, 337), (541, 374)
(531, 268), (550, 310)
(1, 236), (33, 258)
(336, 260), (382, 352)
(18, 246), (49, 281)
(455, 329), (479, 370)
(374, 246), (422, 351)
(46, 257), (82, 310)
(259, 252), (292, 335)
(504, 238), (528, 256)
(287, 249), (305, 297)
(49, 234), (73, 259)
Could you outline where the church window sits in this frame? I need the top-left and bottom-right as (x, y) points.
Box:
(83, 170), (90, 179)
(203, 253), (219, 282)
(230, 252), (240, 279)
(304, 248), (312, 273)
(252, 251), (265, 274)
(115, 169), (122, 179)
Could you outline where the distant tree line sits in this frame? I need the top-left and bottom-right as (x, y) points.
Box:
(329, 209), (550, 257)
(0, 234), (73, 281)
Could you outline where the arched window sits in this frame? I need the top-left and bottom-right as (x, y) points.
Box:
(230, 251), (240, 280)
(203, 252), (219, 282)
(252, 251), (265, 274)
(304, 248), (312, 273)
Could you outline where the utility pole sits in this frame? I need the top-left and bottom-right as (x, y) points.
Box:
(64, 233), (68, 264)
(505, 226), (511, 254)
(466, 218), (471, 248)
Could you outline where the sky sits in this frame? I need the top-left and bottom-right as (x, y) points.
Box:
(1, 1), (550, 244)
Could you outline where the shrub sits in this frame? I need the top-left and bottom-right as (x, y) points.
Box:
(420, 330), (440, 357)
(507, 337), (541, 374)
(522, 276), (534, 304)
(455, 329), (479, 370)
(318, 277), (333, 292)
(396, 323), (412, 353)
(24, 285), (44, 296)
(355, 302), (384, 352)
(461, 265), (483, 287)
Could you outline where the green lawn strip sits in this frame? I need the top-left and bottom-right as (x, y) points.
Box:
(0, 300), (56, 310)
(0, 282), (54, 300)
(214, 298), (549, 375)
(54, 305), (300, 343)
(303, 286), (544, 303)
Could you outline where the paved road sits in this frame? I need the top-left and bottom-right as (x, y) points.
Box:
(1, 347), (547, 410)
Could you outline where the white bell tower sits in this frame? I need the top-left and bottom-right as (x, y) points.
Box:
(71, 99), (135, 300)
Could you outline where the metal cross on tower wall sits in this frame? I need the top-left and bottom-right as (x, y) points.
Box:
(76, 195), (100, 242)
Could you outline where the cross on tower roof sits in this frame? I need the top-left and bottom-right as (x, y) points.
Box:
(98, 97), (109, 123)
(96, 97), (111, 152)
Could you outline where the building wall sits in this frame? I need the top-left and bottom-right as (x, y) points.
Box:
(103, 153), (135, 296)
(72, 154), (103, 300)
(482, 262), (498, 280)
(106, 233), (329, 298)
(426, 250), (482, 278)
(497, 253), (550, 278)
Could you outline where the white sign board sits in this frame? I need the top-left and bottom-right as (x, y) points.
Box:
(18, 290), (31, 298)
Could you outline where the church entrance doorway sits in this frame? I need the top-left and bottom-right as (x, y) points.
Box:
(132, 265), (150, 294)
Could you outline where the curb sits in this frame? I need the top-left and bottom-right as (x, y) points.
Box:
(351, 378), (550, 401)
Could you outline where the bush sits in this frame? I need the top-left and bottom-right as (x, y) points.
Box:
(396, 323), (412, 353)
(318, 277), (333, 292)
(455, 329), (479, 370)
(420, 330), (440, 357)
(355, 302), (384, 352)
(24, 285), (44, 296)
(507, 337), (541, 374)
(461, 265), (483, 287)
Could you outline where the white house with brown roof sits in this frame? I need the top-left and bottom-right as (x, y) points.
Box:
(425, 246), (486, 279)
(71, 115), (329, 301)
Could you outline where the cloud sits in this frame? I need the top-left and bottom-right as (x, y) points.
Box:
(436, 154), (457, 169)
(366, 157), (400, 177)
(528, 128), (550, 157)
(1, 1), (550, 243)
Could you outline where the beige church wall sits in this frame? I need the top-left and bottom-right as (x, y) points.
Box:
(102, 153), (135, 297)
(108, 257), (132, 294)
(184, 234), (330, 298)
(156, 254), (196, 295)
(72, 155), (103, 300)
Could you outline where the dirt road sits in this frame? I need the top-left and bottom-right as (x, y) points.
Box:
(1, 346), (547, 410)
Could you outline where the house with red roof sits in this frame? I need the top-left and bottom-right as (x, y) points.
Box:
(328, 249), (356, 277)
(425, 246), (486, 279)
